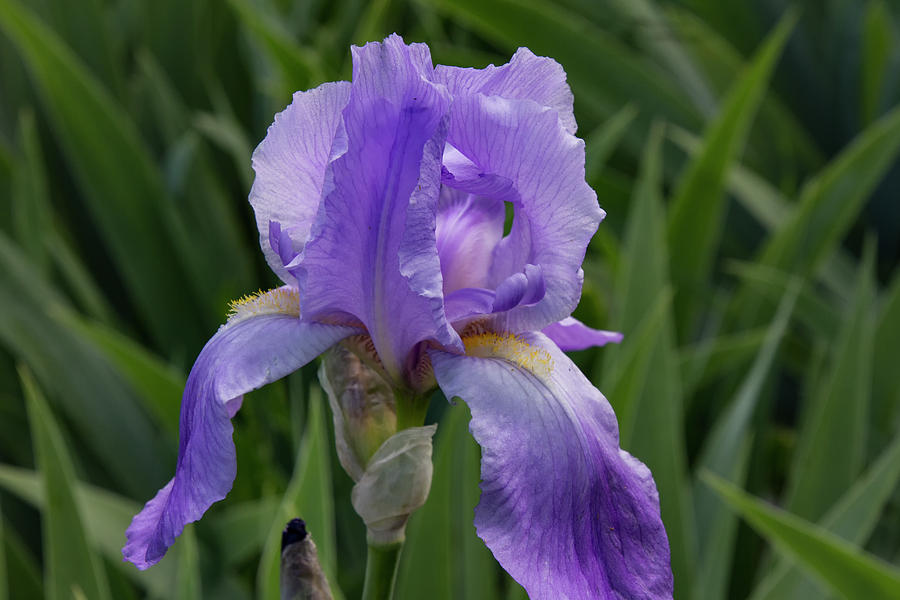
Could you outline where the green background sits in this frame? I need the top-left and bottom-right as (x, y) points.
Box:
(0, 0), (899, 598)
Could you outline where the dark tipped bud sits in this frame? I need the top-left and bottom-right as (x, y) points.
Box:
(281, 518), (308, 551)
(280, 518), (333, 600)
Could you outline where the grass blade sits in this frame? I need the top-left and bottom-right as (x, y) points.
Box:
(785, 244), (876, 522)
(750, 432), (900, 599)
(692, 283), (798, 600)
(703, 473), (900, 600)
(606, 121), (695, 597)
(0, 0), (204, 351)
(256, 388), (341, 600)
(19, 365), (112, 600)
(666, 11), (795, 334)
(395, 402), (499, 600)
(0, 464), (180, 598)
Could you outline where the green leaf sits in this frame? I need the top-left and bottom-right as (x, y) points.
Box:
(59, 314), (185, 437)
(0, 501), (6, 600)
(785, 244), (876, 522)
(10, 109), (52, 274)
(0, 0), (204, 351)
(0, 234), (172, 496)
(750, 432), (900, 600)
(174, 526), (201, 600)
(1, 518), (43, 599)
(872, 270), (900, 450)
(256, 388), (341, 600)
(757, 104), (900, 281)
(692, 283), (798, 600)
(227, 0), (321, 99)
(703, 473), (900, 600)
(860, 0), (895, 125)
(209, 497), (281, 567)
(425, 0), (702, 128)
(19, 365), (112, 600)
(395, 401), (499, 600)
(584, 103), (638, 182)
(607, 121), (696, 598)
(0, 464), (181, 598)
(666, 11), (795, 333)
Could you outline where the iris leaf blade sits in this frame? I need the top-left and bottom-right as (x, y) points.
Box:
(749, 431), (900, 600)
(666, 11), (795, 333)
(0, 0), (204, 352)
(703, 473), (900, 600)
(608, 121), (696, 598)
(0, 464), (181, 598)
(784, 244), (875, 522)
(19, 365), (112, 600)
(256, 389), (341, 600)
(395, 402), (499, 600)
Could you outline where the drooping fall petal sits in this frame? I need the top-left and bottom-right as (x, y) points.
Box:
(430, 332), (672, 600)
(123, 290), (357, 569)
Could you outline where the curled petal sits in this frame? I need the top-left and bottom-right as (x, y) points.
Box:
(542, 316), (623, 351)
(249, 81), (351, 284)
(435, 188), (505, 294)
(123, 300), (357, 569)
(435, 47), (577, 133)
(295, 35), (460, 381)
(430, 332), (672, 600)
(442, 94), (603, 334)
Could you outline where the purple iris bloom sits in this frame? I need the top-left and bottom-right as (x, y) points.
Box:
(123, 35), (672, 599)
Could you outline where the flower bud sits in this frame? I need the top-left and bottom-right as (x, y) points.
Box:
(318, 345), (397, 481)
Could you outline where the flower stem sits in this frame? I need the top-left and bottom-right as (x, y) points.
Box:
(361, 541), (403, 600)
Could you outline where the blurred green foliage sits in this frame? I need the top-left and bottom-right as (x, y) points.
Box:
(0, 0), (898, 598)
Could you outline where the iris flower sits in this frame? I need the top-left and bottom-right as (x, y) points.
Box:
(123, 35), (672, 599)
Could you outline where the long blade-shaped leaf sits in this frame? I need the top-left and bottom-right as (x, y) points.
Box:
(692, 283), (798, 600)
(785, 245), (875, 521)
(607, 122), (696, 597)
(0, 234), (171, 496)
(20, 366), (111, 600)
(426, 0), (702, 129)
(0, 464), (180, 598)
(667, 11), (795, 334)
(704, 473), (900, 600)
(0, 0), (203, 351)
(256, 389), (341, 600)
(750, 432), (900, 600)
(395, 402), (499, 599)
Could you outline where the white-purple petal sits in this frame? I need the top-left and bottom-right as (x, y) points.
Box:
(543, 316), (624, 351)
(249, 81), (350, 284)
(443, 94), (603, 334)
(435, 47), (577, 134)
(294, 35), (461, 382)
(430, 332), (672, 600)
(122, 311), (356, 569)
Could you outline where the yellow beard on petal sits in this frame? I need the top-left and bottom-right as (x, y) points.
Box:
(462, 332), (554, 379)
(226, 287), (300, 325)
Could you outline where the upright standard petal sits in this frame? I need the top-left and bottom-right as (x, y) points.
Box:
(542, 316), (623, 351)
(123, 290), (357, 569)
(434, 47), (577, 133)
(249, 81), (351, 284)
(430, 332), (672, 600)
(442, 94), (603, 334)
(295, 35), (460, 382)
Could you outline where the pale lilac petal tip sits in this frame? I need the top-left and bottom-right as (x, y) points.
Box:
(123, 313), (355, 569)
(431, 333), (672, 600)
(435, 47), (577, 133)
(542, 316), (624, 351)
(249, 81), (351, 284)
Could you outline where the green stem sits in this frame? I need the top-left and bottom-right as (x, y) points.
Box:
(394, 389), (428, 431)
(361, 541), (403, 600)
